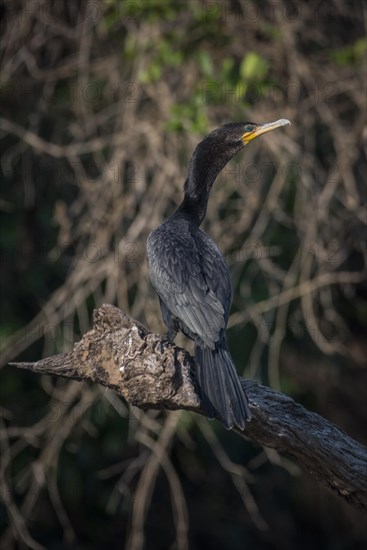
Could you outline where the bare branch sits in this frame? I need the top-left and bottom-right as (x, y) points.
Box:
(0, 116), (127, 158)
(10, 304), (367, 514)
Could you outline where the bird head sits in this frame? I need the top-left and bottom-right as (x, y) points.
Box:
(208, 118), (291, 148)
(195, 119), (290, 164)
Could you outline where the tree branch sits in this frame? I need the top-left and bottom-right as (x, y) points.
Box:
(10, 304), (367, 513)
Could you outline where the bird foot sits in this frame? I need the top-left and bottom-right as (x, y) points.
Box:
(154, 333), (175, 354)
(166, 328), (177, 343)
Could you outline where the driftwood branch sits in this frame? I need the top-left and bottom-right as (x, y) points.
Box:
(10, 304), (367, 513)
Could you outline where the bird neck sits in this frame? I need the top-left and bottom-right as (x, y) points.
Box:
(177, 140), (241, 226)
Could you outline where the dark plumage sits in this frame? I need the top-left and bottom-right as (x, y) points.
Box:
(147, 119), (290, 430)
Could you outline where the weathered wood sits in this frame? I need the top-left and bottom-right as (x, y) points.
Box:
(10, 304), (367, 513)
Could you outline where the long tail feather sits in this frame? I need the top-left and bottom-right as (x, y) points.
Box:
(195, 344), (251, 430)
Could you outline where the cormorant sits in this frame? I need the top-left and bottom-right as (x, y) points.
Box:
(147, 118), (290, 430)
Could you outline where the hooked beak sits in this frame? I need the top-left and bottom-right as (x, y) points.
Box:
(242, 118), (291, 144)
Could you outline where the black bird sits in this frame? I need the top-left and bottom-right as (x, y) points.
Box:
(147, 118), (290, 430)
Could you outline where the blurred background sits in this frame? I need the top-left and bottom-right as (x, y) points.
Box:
(1, 1), (366, 549)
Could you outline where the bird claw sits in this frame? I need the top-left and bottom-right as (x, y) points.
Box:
(155, 329), (177, 354)
(155, 334), (173, 354)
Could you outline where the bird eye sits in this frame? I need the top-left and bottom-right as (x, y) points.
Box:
(244, 125), (254, 133)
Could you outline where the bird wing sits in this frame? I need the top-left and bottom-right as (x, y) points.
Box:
(195, 228), (232, 318)
(147, 225), (231, 349)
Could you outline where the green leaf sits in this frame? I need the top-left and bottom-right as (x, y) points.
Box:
(240, 52), (269, 81)
(196, 50), (214, 77)
(331, 38), (367, 66)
